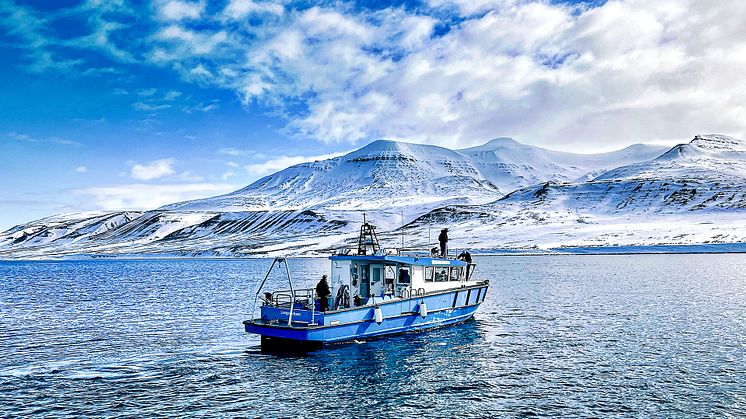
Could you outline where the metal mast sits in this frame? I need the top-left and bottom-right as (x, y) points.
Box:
(357, 213), (380, 255)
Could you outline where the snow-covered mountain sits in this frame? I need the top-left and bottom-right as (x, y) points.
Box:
(403, 135), (746, 251)
(163, 138), (667, 212)
(1, 135), (743, 258)
(458, 137), (668, 192)
(163, 139), (503, 212)
(494, 134), (746, 213)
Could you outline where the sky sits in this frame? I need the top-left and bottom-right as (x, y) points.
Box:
(1, 0), (746, 230)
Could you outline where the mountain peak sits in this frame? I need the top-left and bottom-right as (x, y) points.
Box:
(485, 137), (519, 146)
(344, 139), (458, 162)
(690, 134), (746, 152)
(461, 137), (520, 151)
(484, 137), (522, 146)
(656, 134), (746, 161)
(347, 139), (412, 156)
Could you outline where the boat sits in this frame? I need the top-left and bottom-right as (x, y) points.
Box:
(244, 219), (489, 351)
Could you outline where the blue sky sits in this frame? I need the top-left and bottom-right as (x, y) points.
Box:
(1, 0), (745, 230)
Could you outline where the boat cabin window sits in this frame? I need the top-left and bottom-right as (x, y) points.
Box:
(397, 266), (411, 284)
(425, 266), (434, 282)
(384, 264), (397, 293)
(450, 267), (463, 281)
(434, 267), (449, 282)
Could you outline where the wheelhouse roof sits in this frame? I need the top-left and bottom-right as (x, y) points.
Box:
(330, 254), (468, 267)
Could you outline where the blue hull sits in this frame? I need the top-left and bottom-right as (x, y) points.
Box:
(245, 283), (488, 349)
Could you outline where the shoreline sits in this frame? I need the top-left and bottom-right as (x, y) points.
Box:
(3, 242), (746, 261)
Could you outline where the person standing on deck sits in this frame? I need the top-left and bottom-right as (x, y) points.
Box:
(438, 228), (449, 257)
(458, 250), (472, 279)
(316, 275), (331, 312)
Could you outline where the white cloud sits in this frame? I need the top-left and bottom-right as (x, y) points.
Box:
(163, 90), (182, 100)
(137, 88), (158, 96)
(130, 158), (176, 180)
(184, 102), (220, 113)
(427, 0), (509, 16)
(199, 103), (219, 112)
(5, 131), (37, 142)
(189, 64), (213, 78)
(75, 166), (88, 173)
(5, 132), (84, 146)
(159, 0), (205, 21)
(150, 0), (746, 150)
(218, 147), (255, 156)
(133, 101), (171, 111)
(154, 25), (227, 56)
(74, 183), (238, 210)
(8, 0), (746, 151)
(53, 138), (83, 147)
(245, 151), (349, 175)
(223, 0), (284, 19)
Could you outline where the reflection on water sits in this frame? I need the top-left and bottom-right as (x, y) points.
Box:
(1, 255), (745, 416)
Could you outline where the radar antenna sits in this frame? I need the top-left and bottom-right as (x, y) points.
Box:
(357, 213), (380, 255)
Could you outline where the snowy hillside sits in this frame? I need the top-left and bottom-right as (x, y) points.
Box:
(494, 134), (746, 214)
(2, 135), (745, 259)
(401, 135), (746, 251)
(459, 138), (667, 192)
(163, 140), (502, 212)
(596, 134), (746, 182)
(1, 139), (509, 258)
(164, 138), (666, 212)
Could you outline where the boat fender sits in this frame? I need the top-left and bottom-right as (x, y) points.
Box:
(374, 306), (383, 324)
(419, 302), (427, 318)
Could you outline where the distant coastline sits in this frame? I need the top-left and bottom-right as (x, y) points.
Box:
(3, 135), (746, 260)
(4, 242), (746, 261)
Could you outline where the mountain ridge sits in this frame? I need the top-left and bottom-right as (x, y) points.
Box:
(163, 137), (667, 212)
(2, 134), (744, 258)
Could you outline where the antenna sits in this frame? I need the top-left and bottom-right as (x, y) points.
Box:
(400, 209), (404, 251)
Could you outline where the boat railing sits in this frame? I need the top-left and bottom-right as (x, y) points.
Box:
(265, 287), (320, 326)
(467, 263), (477, 281)
(271, 288), (315, 308)
(252, 257), (316, 326)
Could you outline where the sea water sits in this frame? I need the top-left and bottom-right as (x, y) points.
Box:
(1, 255), (745, 417)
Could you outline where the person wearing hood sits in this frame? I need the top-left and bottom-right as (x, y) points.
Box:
(438, 228), (448, 257)
(316, 275), (331, 312)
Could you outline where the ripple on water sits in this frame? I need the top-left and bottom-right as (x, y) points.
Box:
(1, 256), (746, 417)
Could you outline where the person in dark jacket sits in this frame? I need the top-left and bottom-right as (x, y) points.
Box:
(438, 228), (448, 257)
(316, 275), (331, 312)
(458, 251), (473, 279)
(457, 250), (472, 264)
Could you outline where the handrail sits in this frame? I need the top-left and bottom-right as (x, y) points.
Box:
(273, 288), (315, 306)
(467, 263), (477, 281)
(399, 287), (426, 299)
(251, 257), (283, 323)
(284, 259), (295, 326)
(251, 257), (300, 326)
(266, 287), (320, 325)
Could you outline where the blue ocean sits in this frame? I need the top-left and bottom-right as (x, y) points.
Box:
(1, 254), (745, 417)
